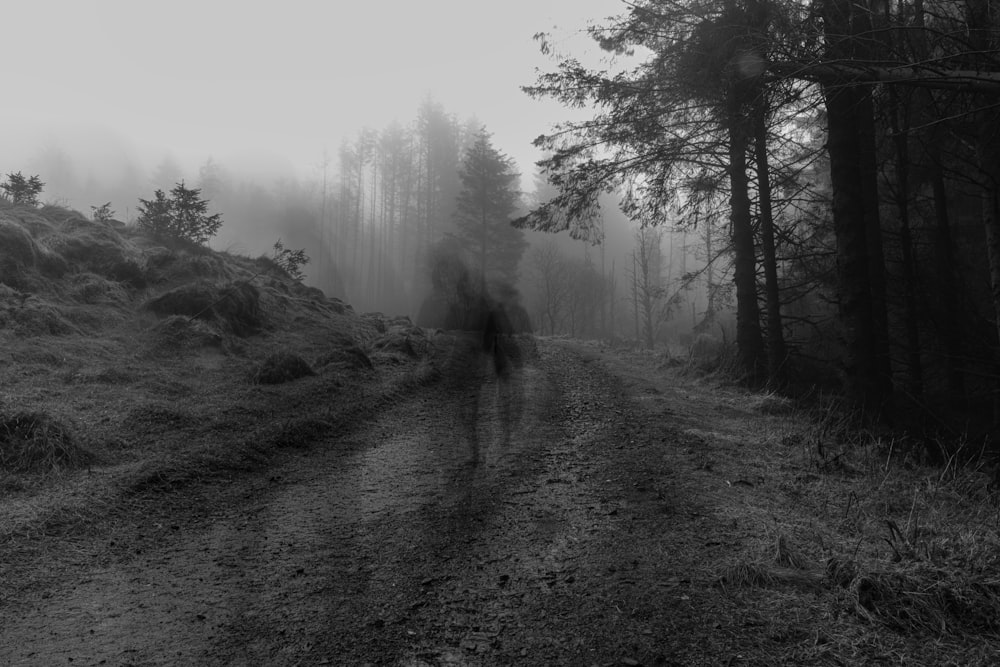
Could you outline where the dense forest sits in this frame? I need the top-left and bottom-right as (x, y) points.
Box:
(514, 0), (1000, 449)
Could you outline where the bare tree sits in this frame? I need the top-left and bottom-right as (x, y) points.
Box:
(527, 241), (568, 335)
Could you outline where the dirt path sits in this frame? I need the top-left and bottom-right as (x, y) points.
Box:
(1, 337), (950, 666)
(2, 338), (670, 665)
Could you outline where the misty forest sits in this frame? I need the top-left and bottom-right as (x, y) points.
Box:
(6, 1), (1000, 665)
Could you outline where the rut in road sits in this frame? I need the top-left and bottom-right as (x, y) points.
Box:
(1, 338), (651, 666)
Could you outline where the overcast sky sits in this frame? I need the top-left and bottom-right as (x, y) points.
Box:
(3, 0), (625, 183)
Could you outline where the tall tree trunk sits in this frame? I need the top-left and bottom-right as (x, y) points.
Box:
(319, 155), (329, 289)
(911, 0), (962, 404)
(752, 97), (786, 386)
(702, 217), (715, 330)
(401, 142), (417, 298)
(979, 163), (1000, 422)
(480, 208), (487, 295)
(726, 92), (765, 382)
(928, 142), (965, 404)
(368, 149), (378, 308)
(824, 83), (880, 409)
(889, 90), (924, 400)
(967, 0), (1000, 422)
(608, 259), (616, 340)
(822, 0), (890, 413)
(600, 219), (607, 339)
(984, 190), (1000, 349)
(858, 93), (894, 404)
(632, 251), (640, 342)
(353, 146), (364, 296)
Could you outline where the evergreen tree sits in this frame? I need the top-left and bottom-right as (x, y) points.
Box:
(1, 172), (44, 207)
(170, 181), (222, 244)
(90, 202), (115, 222)
(136, 181), (221, 245)
(454, 131), (527, 289)
(136, 189), (173, 235)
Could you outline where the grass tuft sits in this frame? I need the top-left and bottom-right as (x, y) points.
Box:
(0, 411), (94, 473)
(844, 566), (1000, 636)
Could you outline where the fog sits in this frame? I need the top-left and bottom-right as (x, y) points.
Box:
(4, 0), (620, 180)
(1, 0), (722, 342)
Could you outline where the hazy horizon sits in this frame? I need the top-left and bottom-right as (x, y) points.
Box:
(3, 0), (624, 189)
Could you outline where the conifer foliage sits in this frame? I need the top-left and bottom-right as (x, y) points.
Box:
(0, 172), (44, 207)
(137, 181), (222, 245)
(454, 131), (527, 288)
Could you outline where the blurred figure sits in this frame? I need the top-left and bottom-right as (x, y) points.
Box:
(416, 244), (532, 465)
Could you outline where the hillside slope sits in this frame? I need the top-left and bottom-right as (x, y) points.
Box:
(0, 201), (434, 537)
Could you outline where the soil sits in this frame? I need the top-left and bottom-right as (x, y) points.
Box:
(1, 336), (998, 666)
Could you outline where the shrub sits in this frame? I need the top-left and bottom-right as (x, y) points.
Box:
(271, 239), (309, 282)
(91, 202), (115, 222)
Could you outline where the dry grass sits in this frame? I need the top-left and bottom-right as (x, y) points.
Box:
(746, 419), (1000, 658)
(0, 205), (439, 547)
(598, 346), (1000, 664)
(0, 411), (94, 473)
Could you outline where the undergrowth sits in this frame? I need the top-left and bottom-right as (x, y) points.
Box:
(732, 395), (1000, 645)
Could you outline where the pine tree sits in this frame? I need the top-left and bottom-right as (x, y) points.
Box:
(136, 181), (221, 245)
(136, 189), (173, 234)
(1, 172), (44, 207)
(170, 181), (222, 244)
(453, 131), (526, 290)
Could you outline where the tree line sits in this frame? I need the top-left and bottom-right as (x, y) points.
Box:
(519, 0), (1000, 438)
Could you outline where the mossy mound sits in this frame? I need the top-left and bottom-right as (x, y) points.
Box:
(161, 251), (236, 284)
(105, 259), (148, 288)
(6, 207), (58, 237)
(250, 352), (316, 385)
(0, 217), (67, 287)
(68, 272), (131, 305)
(36, 204), (87, 225)
(372, 326), (429, 359)
(0, 218), (37, 267)
(362, 312), (388, 334)
(43, 218), (139, 276)
(0, 295), (79, 336)
(144, 280), (262, 336)
(150, 314), (224, 350)
(315, 345), (373, 370)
